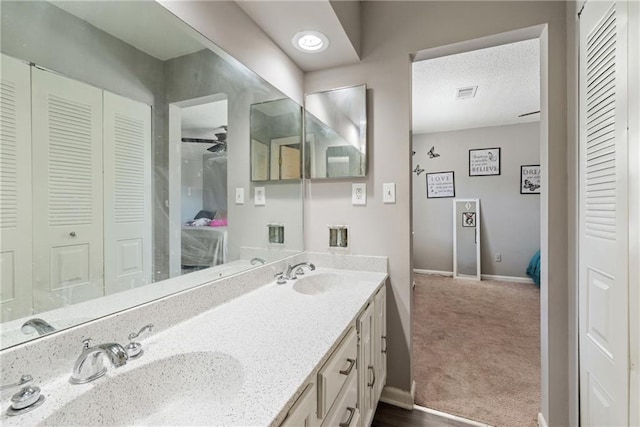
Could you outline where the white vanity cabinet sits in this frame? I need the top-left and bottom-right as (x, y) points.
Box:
(373, 287), (387, 402)
(280, 282), (387, 427)
(281, 383), (319, 427)
(358, 286), (387, 427)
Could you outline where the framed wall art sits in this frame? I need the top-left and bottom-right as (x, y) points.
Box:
(469, 147), (501, 176)
(426, 171), (455, 198)
(521, 164), (541, 194)
(462, 212), (476, 227)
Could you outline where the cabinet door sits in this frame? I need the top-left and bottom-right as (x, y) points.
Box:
(281, 383), (318, 427)
(374, 286), (387, 401)
(357, 303), (375, 427)
(32, 68), (104, 312)
(0, 54), (32, 321)
(103, 91), (152, 294)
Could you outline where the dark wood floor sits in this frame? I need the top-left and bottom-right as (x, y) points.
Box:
(372, 403), (479, 427)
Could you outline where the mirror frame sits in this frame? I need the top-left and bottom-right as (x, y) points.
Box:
(452, 198), (481, 281)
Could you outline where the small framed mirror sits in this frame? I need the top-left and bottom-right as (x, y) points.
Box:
(304, 84), (367, 179)
(453, 198), (481, 280)
(250, 98), (303, 181)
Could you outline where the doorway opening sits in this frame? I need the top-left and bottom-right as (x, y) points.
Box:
(168, 95), (228, 277)
(411, 32), (544, 426)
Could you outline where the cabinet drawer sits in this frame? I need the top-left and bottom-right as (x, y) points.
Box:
(317, 327), (358, 418)
(321, 374), (359, 427)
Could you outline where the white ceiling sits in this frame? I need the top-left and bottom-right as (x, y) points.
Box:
(236, 1), (360, 72)
(49, 1), (204, 61)
(412, 39), (540, 134)
(181, 101), (228, 133)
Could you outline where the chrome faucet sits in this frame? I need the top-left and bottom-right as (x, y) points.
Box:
(250, 257), (267, 265)
(285, 262), (316, 280)
(21, 318), (56, 336)
(70, 338), (128, 384)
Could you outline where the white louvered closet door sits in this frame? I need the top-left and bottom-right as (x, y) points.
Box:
(31, 68), (104, 312)
(579, 1), (629, 425)
(0, 54), (33, 321)
(103, 91), (151, 294)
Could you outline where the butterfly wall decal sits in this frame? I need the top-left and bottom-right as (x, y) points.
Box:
(413, 164), (425, 176)
(427, 146), (440, 159)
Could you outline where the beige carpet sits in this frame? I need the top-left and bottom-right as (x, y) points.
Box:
(413, 274), (540, 427)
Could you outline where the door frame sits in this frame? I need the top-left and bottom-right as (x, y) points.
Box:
(168, 93), (227, 278)
(410, 23), (564, 424)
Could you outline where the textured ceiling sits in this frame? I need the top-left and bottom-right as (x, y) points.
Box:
(50, 1), (203, 61)
(412, 39), (540, 134)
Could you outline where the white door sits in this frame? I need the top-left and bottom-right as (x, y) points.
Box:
(103, 91), (151, 294)
(579, 1), (630, 425)
(0, 54), (33, 321)
(31, 68), (104, 312)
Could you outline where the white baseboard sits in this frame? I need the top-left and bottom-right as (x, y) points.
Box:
(481, 274), (534, 284)
(413, 269), (453, 276)
(380, 380), (415, 410)
(413, 269), (534, 284)
(538, 412), (548, 427)
(414, 405), (492, 427)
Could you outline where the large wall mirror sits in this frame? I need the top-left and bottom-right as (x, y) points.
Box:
(453, 199), (481, 280)
(0, 1), (304, 349)
(304, 84), (367, 179)
(250, 99), (303, 182)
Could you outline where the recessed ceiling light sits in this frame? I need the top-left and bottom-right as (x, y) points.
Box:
(292, 30), (329, 53)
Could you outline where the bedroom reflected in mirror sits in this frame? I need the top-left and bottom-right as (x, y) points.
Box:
(304, 84), (367, 179)
(453, 199), (481, 281)
(175, 99), (229, 274)
(250, 98), (303, 181)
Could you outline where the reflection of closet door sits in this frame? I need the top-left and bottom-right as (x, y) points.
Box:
(32, 68), (104, 312)
(0, 54), (32, 321)
(103, 91), (151, 294)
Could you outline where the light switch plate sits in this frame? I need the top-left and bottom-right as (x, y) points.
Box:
(235, 188), (244, 205)
(383, 183), (396, 204)
(254, 187), (266, 206)
(352, 183), (366, 205)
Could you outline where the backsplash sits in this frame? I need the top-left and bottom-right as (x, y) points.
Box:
(0, 253), (306, 387)
(0, 252), (387, 389)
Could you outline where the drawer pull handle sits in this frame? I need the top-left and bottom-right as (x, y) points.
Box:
(382, 335), (387, 354)
(339, 358), (356, 376)
(368, 365), (376, 388)
(339, 407), (356, 427)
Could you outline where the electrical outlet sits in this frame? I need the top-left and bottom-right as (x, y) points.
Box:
(352, 183), (366, 205)
(495, 253), (502, 262)
(254, 187), (266, 206)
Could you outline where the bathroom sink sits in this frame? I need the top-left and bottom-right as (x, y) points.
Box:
(293, 273), (344, 295)
(41, 352), (243, 426)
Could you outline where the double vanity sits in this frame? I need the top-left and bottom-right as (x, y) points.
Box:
(0, 254), (388, 426)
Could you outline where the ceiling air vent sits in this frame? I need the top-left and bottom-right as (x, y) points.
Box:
(455, 86), (478, 100)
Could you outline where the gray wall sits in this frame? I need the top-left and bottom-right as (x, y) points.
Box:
(304, 2), (568, 424)
(164, 49), (304, 260)
(413, 123), (540, 278)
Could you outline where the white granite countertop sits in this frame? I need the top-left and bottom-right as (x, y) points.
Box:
(1, 268), (386, 426)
